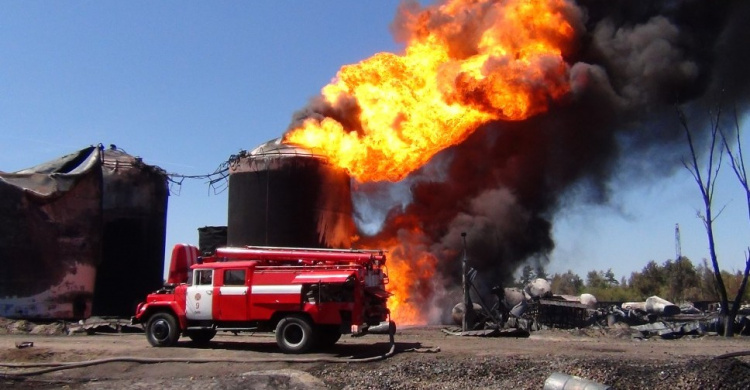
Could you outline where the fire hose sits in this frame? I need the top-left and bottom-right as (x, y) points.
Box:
(0, 322), (439, 379)
(715, 350), (750, 359)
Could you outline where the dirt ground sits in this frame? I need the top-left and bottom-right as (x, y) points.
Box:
(1, 325), (750, 389)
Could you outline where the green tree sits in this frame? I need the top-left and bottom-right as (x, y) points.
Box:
(604, 269), (619, 286)
(586, 270), (608, 290)
(629, 260), (665, 298)
(550, 270), (583, 295)
(663, 257), (700, 303)
(696, 259), (719, 301)
(722, 269), (750, 302)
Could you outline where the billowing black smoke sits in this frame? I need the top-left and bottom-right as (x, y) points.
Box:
(289, 0), (750, 322)
(369, 0), (749, 296)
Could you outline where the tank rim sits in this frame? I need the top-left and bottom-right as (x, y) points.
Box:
(247, 138), (326, 159)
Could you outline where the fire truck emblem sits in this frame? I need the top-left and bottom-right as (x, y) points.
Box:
(195, 293), (201, 301)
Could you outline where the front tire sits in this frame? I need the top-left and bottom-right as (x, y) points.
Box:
(275, 315), (315, 354)
(145, 312), (180, 347)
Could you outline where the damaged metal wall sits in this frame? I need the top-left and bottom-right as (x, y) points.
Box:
(0, 145), (169, 320)
(92, 148), (168, 317)
(227, 138), (355, 249)
(0, 147), (103, 319)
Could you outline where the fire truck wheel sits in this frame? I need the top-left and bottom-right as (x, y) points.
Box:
(186, 329), (216, 344)
(275, 315), (315, 354)
(146, 312), (180, 347)
(315, 325), (342, 349)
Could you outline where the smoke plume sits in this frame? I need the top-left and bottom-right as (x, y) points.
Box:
(288, 0), (750, 323)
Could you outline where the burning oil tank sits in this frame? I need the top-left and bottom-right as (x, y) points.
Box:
(92, 147), (169, 317)
(0, 146), (103, 320)
(227, 138), (355, 249)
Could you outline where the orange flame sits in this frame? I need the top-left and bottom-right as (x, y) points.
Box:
(285, 0), (578, 182)
(285, 0), (581, 324)
(386, 251), (438, 325)
(364, 221), (439, 325)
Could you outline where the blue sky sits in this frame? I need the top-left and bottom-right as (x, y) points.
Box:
(2, 1), (748, 283)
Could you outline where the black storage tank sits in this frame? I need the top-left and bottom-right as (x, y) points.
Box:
(198, 226), (228, 255)
(227, 138), (355, 249)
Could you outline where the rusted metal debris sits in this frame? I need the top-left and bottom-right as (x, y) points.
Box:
(65, 317), (143, 335)
(452, 269), (750, 338)
(1, 316), (141, 335)
(532, 299), (591, 329)
(441, 327), (529, 338)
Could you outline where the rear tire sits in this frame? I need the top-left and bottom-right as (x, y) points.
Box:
(275, 315), (315, 354)
(187, 329), (217, 344)
(145, 312), (180, 347)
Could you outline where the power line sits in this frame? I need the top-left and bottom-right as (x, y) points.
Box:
(165, 151), (248, 196)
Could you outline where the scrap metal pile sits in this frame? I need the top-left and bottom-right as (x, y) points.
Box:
(451, 277), (750, 339)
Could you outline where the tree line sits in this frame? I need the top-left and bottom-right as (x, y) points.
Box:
(518, 258), (750, 304)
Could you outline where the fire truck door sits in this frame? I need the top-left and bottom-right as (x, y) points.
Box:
(218, 268), (248, 321)
(186, 269), (214, 320)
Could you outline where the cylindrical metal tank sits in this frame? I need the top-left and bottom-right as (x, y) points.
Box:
(526, 278), (552, 298)
(92, 146), (169, 317)
(227, 138), (355, 249)
(645, 295), (680, 316)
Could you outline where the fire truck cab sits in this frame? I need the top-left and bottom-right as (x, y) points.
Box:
(132, 245), (391, 353)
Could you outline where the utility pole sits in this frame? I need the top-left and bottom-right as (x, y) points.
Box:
(461, 232), (475, 331)
(675, 223), (682, 261)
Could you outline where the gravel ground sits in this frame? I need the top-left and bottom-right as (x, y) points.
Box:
(1, 323), (750, 389)
(312, 354), (750, 389)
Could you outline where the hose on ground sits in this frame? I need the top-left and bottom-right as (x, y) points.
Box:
(715, 350), (750, 359)
(0, 322), (399, 379)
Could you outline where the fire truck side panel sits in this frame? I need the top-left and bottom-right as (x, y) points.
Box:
(249, 270), (303, 320)
(215, 267), (250, 321)
(302, 302), (355, 325)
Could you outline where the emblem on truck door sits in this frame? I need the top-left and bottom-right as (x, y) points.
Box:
(195, 293), (201, 300)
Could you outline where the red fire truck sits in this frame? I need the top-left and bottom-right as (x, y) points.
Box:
(132, 245), (391, 353)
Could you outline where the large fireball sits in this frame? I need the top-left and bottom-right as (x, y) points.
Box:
(283, 0), (582, 325)
(284, 0), (579, 183)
